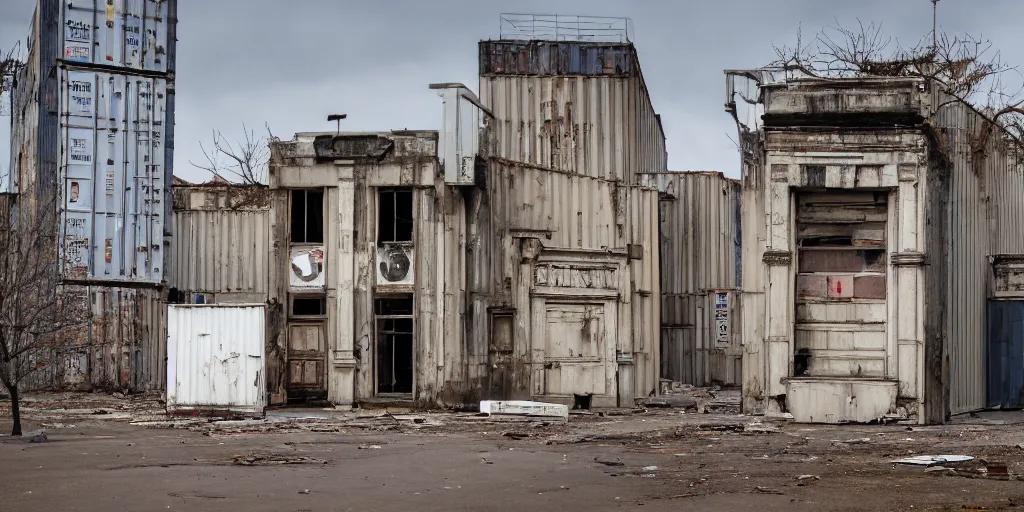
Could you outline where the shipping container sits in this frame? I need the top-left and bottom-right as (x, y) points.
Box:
(59, 67), (167, 282)
(60, 0), (173, 74)
(167, 304), (267, 414)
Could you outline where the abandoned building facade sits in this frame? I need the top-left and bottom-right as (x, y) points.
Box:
(15, 9), (1024, 426)
(726, 71), (1024, 424)
(250, 35), (666, 408)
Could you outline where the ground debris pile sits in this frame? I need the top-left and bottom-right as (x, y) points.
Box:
(231, 453), (328, 466)
(643, 383), (741, 414)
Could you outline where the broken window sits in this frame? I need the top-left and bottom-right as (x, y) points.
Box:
(291, 296), (326, 317)
(374, 296), (414, 315)
(290, 189), (324, 244)
(375, 295), (414, 395)
(377, 188), (413, 243)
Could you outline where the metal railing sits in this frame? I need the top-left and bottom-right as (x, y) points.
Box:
(499, 14), (632, 43)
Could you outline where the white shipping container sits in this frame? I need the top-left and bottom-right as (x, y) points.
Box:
(166, 304), (266, 414)
(59, 67), (166, 282)
(61, 0), (171, 73)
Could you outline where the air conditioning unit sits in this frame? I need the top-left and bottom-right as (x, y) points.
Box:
(376, 244), (414, 286)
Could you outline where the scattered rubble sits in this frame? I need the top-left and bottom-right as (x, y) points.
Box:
(231, 453), (328, 466)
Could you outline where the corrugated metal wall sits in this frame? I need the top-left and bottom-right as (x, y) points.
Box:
(654, 172), (741, 385)
(626, 184), (661, 398)
(167, 305), (266, 412)
(935, 96), (1024, 415)
(479, 41), (666, 185)
(171, 209), (271, 297)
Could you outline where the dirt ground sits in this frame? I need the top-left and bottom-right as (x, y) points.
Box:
(3, 393), (1024, 512)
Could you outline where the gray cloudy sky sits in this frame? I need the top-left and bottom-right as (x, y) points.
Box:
(3, 0), (1023, 182)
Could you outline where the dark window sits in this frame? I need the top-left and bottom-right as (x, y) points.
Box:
(377, 188), (413, 243)
(292, 297), (326, 316)
(291, 189), (324, 244)
(377, 318), (413, 394)
(374, 296), (414, 316)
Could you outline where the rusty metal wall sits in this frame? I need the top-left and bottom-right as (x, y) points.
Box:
(21, 285), (166, 393)
(653, 172), (741, 385)
(479, 63), (666, 183)
(170, 208), (271, 299)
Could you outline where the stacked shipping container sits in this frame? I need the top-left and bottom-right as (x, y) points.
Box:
(9, 0), (176, 392)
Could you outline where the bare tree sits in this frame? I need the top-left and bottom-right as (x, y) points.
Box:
(0, 193), (88, 436)
(768, 20), (1024, 142)
(190, 123), (274, 185)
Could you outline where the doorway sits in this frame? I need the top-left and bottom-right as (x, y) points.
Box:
(375, 295), (414, 395)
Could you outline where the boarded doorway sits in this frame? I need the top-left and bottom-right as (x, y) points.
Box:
(375, 296), (414, 395)
(286, 296), (327, 402)
(543, 302), (610, 397)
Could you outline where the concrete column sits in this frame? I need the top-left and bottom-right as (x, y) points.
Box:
(329, 166), (357, 407)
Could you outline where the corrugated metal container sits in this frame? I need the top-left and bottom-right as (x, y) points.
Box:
(653, 172), (741, 385)
(60, 0), (172, 73)
(167, 304), (266, 414)
(987, 300), (1024, 408)
(171, 209), (270, 298)
(479, 40), (666, 184)
(59, 68), (167, 282)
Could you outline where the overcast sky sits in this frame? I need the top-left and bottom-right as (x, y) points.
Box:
(3, 0), (1023, 182)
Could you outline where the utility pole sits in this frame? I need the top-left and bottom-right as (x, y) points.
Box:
(932, 0), (939, 54)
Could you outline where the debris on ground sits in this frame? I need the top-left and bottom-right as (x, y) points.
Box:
(28, 432), (47, 443)
(595, 458), (625, 467)
(643, 383), (741, 415)
(357, 444), (382, 450)
(479, 401), (569, 422)
(502, 431), (530, 440)
(231, 454), (328, 466)
(755, 486), (784, 495)
(795, 474), (820, 481)
(892, 455), (973, 466)
(744, 421), (780, 434)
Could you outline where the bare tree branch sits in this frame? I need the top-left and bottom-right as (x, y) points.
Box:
(189, 123), (273, 185)
(768, 21), (1024, 144)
